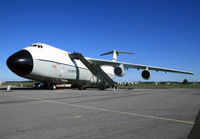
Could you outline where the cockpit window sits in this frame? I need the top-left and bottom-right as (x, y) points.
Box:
(38, 45), (43, 48)
(30, 44), (43, 48)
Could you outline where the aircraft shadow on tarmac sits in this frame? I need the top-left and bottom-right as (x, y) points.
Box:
(0, 86), (136, 91)
(188, 110), (200, 139)
(0, 86), (83, 91)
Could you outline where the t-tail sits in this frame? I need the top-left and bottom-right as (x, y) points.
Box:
(100, 49), (135, 61)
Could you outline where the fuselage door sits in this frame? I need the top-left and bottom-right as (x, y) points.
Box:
(56, 63), (64, 77)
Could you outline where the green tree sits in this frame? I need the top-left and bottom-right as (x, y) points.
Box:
(183, 79), (188, 84)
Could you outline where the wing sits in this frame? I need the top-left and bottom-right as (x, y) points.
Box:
(86, 57), (193, 75)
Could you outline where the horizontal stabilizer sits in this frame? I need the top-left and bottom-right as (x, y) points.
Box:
(100, 49), (135, 61)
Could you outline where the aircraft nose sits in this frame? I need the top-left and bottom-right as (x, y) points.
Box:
(7, 50), (33, 76)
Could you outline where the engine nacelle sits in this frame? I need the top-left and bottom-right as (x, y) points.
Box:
(141, 70), (150, 80)
(114, 64), (125, 77)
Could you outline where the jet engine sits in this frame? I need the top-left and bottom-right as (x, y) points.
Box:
(141, 70), (150, 80)
(114, 64), (125, 77)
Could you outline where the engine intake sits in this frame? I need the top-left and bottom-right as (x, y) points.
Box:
(141, 70), (150, 80)
(114, 64), (125, 77)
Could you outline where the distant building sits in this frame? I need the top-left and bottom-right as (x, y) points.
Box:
(192, 82), (199, 85)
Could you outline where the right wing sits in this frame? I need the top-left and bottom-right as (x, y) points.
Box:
(86, 57), (193, 75)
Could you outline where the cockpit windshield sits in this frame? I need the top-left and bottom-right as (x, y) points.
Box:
(30, 44), (43, 48)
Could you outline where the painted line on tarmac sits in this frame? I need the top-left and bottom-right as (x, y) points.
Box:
(11, 95), (194, 125)
(73, 115), (82, 119)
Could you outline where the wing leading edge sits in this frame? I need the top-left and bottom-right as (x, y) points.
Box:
(86, 58), (193, 75)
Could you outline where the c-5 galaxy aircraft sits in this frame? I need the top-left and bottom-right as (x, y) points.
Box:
(7, 43), (193, 90)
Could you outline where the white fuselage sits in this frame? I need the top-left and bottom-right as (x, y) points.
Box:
(24, 43), (115, 85)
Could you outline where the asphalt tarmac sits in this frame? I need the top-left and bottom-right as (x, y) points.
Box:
(0, 87), (199, 139)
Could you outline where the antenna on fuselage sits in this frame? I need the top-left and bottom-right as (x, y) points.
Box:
(100, 49), (135, 61)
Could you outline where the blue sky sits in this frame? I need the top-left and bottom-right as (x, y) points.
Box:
(0, 0), (199, 82)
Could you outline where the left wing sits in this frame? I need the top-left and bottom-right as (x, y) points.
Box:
(86, 57), (193, 75)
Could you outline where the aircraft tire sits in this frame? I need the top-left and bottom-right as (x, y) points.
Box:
(78, 85), (84, 90)
(78, 84), (87, 90)
(52, 85), (56, 90)
(49, 85), (56, 90)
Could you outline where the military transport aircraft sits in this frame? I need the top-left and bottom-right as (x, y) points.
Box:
(7, 43), (193, 90)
